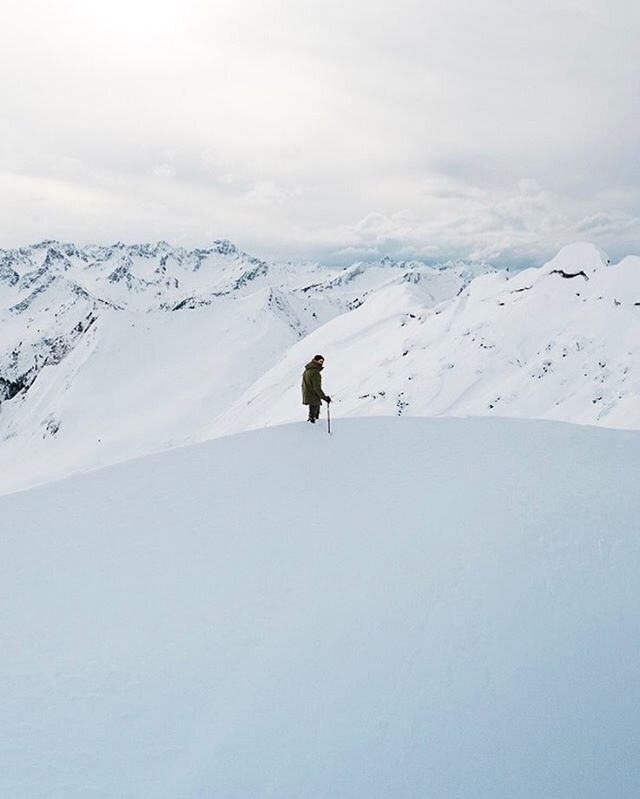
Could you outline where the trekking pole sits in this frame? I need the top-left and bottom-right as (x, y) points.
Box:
(327, 401), (331, 435)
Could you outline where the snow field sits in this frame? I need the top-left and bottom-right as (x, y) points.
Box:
(1, 417), (639, 798)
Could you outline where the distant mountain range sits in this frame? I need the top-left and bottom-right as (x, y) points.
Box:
(1, 239), (638, 492)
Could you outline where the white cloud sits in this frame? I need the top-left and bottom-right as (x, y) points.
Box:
(151, 163), (176, 180)
(1, 0), (639, 263)
(243, 182), (304, 207)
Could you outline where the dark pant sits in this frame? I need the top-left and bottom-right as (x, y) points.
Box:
(308, 404), (320, 421)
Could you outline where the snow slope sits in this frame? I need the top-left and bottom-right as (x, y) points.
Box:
(0, 295), (306, 492)
(2, 417), (640, 799)
(214, 243), (640, 436)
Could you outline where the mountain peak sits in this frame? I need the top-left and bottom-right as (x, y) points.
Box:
(543, 242), (609, 275)
(212, 239), (238, 256)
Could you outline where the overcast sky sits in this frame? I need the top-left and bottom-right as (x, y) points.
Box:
(1, 0), (639, 265)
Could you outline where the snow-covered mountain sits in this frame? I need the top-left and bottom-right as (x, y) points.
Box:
(1, 239), (639, 492)
(0, 240), (489, 493)
(3, 418), (640, 798)
(216, 242), (640, 437)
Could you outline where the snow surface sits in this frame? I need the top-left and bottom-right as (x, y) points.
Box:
(2, 417), (640, 798)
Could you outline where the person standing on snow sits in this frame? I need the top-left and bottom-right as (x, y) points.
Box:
(301, 354), (331, 423)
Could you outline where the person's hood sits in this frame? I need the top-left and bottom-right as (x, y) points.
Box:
(305, 361), (323, 371)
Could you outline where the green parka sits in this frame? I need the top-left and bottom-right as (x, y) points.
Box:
(301, 361), (329, 405)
